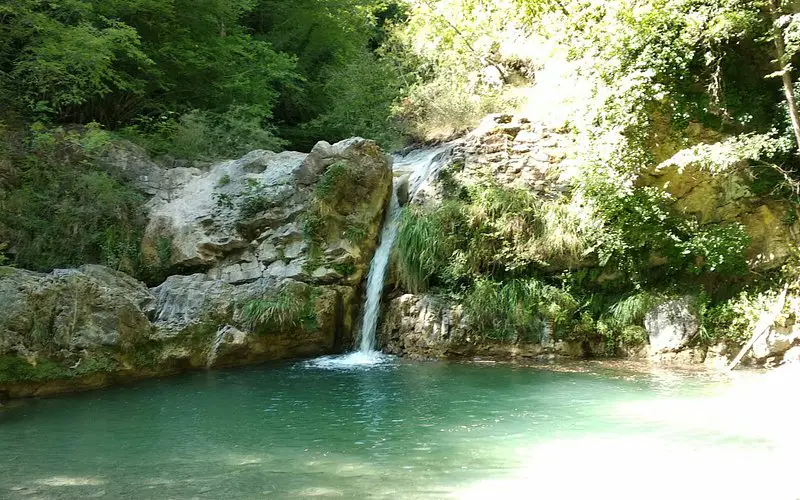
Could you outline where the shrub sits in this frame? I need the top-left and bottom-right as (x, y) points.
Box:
(123, 107), (287, 161)
(394, 202), (463, 291)
(315, 161), (366, 201)
(241, 284), (320, 333)
(0, 125), (145, 272)
(464, 278), (578, 341)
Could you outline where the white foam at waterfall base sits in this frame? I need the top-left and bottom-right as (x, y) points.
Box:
(305, 144), (454, 369)
(304, 351), (395, 370)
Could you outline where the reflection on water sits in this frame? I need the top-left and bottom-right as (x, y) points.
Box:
(0, 361), (797, 499)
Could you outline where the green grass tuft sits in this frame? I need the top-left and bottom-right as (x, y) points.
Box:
(242, 284), (320, 333)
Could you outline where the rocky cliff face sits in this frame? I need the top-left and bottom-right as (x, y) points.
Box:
(379, 114), (800, 366)
(0, 138), (392, 397)
(378, 293), (606, 360)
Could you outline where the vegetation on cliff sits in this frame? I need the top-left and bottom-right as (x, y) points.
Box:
(2, 0), (800, 361)
(389, 0), (800, 355)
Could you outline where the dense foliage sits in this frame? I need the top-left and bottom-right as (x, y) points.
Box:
(390, 0), (800, 349)
(3, 0), (800, 351)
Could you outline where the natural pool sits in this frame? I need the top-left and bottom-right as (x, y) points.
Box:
(0, 359), (797, 499)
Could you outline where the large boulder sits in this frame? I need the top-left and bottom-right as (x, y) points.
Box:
(379, 294), (468, 359)
(752, 326), (800, 361)
(141, 138), (392, 285)
(0, 265), (361, 397)
(644, 298), (699, 354)
(0, 266), (153, 357)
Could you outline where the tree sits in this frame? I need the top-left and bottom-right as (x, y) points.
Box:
(766, 0), (800, 153)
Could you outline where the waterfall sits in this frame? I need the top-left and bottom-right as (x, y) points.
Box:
(355, 144), (454, 354)
(307, 143), (454, 368)
(357, 188), (401, 353)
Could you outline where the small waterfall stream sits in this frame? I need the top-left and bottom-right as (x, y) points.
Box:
(309, 143), (453, 368)
(357, 188), (401, 353)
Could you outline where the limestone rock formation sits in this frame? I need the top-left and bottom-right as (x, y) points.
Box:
(646, 140), (799, 271)
(0, 138), (392, 397)
(409, 114), (576, 209)
(141, 137), (392, 285)
(644, 298), (699, 354)
(751, 316), (800, 362)
(378, 293), (605, 360)
(379, 294), (468, 358)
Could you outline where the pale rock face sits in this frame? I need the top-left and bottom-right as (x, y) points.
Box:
(96, 140), (164, 196)
(142, 138), (391, 285)
(644, 298), (699, 354)
(379, 294), (469, 359)
(0, 266), (153, 355)
(752, 324), (800, 361)
(151, 274), (236, 336)
(378, 293), (606, 360)
(782, 345), (800, 364)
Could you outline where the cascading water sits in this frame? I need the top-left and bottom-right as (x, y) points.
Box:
(308, 143), (453, 368)
(357, 189), (401, 353)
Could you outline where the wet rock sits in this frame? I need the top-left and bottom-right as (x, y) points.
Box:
(396, 174), (410, 207)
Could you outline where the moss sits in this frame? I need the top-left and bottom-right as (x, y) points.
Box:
(344, 218), (368, 244)
(302, 205), (326, 246)
(332, 262), (356, 277)
(126, 343), (164, 370)
(315, 161), (365, 201)
(0, 352), (121, 384)
(185, 321), (220, 353)
(0, 356), (68, 383)
(71, 352), (120, 376)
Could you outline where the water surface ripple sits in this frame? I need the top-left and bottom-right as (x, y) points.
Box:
(0, 361), (796, 499)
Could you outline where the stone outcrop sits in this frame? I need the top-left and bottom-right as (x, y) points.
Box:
(750, 293), (800, 364)
(0, 138), (392, 397)
(644, 298), (699, 354)
(378, 293), (606, 360)
(380, 114), (800, 367)
(379, 294), (468, 358)
(141, 137), (391, 285)
(410, 114), (576, 208)
(645, 136), (799, 272)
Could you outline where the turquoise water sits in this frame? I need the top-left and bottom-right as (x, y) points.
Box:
(0, 360), (796, 499)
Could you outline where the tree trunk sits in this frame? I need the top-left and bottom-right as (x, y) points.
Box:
(770, 0), (800, 153)
(727, 284), (788, 371)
